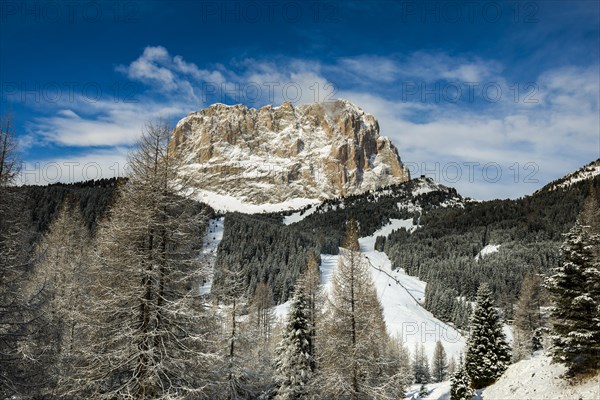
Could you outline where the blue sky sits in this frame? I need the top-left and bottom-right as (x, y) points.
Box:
(1, 0), (599, 199)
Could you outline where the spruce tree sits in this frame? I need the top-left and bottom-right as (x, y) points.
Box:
(412, 343), (431, 384)
(275, 286), (312, 399)
(546, 197), (600, 376)
(450, 356), (472, 400)
(465, 283), (511, 388)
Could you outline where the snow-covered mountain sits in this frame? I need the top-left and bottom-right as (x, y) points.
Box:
(536, 158), (600, 193)
(170, 100), (410, 206)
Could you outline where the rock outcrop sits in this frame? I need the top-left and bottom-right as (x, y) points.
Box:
(170, 99), (410, 204)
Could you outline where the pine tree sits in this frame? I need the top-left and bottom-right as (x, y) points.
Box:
(418, 383), (428, 398)
(546, 193), (600, 376)
(301, 255), (321, 372)
(450, 356), (472, 400)
(512, 273), (545, 362)
(412, 343), (431, 384)
(465, 283), (511, 388)
(432, 340), (448, 382)
(66, 121), (219, 399)
(275, 285), (312, 399)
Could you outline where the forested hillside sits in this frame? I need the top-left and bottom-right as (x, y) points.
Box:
(11, 178), (123, 237)
(384, 175), (600, 327)
(212, 178), (462, 304)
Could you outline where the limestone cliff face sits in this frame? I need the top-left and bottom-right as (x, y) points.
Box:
(170, 99), (410, 204)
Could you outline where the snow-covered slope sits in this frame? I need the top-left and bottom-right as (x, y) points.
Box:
(358, 220), (466, 361)
(277, 218), (466, 361)
(536, 159), (600, 193)
(194, 188), (319, 214)
(199, 217), (225, 295)
(482, 354), (600, 400)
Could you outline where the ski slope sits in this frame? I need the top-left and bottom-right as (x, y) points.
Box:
(358, 219), (466, 361)
(283, 219), (466, 361)
(198, 217), (225, 295)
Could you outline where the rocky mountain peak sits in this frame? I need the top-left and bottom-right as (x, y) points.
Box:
(170, 99), (410, 205)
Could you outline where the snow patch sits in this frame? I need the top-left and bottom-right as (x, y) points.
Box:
(273, 218), (466, 361)
(475, 244), (501, 261)
(359, 220), (466, 361)
(406, 381), (451, 400)
(283, 205), (317, 225)
(193, 188), (319, 214)
(482, 354), (600, 400)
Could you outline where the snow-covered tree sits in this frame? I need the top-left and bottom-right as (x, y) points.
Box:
(418, 383), (429, 397)
(413, 342), (431, 384)
(432, 340), (448, 382)
(546, 194), (600, 376)
(28, 201), (91, 396)
(316, 220), (406, 399)
(66, 121), (220, 399)
(0, 113), (45, 398)
(301, 255), (321, 371)
(465, 283), (511, 388)
(450, 356), (472, 400)
(447, 355), (457, 376)
(275, 285), (313, 399)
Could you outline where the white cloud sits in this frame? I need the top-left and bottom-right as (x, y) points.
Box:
(116, 45), (225, 96)
(27, 100), (190, 147)
(336, 63), (599, 200)
(18, 148), (130, 186)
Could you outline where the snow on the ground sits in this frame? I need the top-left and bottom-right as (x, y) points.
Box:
(475, 244), (501, 261)
(502, 324), (514, 345)
(412, 179), (437, 196)
(193, 188), (319, 214)
(283, 205), (317, 225)
(199, 217), (225, 295)
(482, 353), (600, 400)
(359, 219), (466, 361)
(274, 218), (466, 361)
(406, 381), (451, 400)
